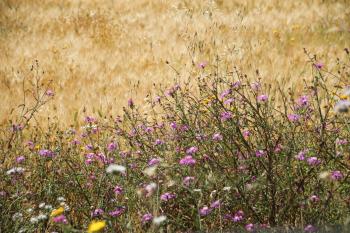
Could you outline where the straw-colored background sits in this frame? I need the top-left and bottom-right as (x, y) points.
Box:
(1, 0), (349, 125)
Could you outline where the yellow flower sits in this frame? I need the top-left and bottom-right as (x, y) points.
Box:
(88, 220), (106, 233)
(50, 207), (64, 217)
(35, 145), (40, 150)
(340, 95), (348, 100)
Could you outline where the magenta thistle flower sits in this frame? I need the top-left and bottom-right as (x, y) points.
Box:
(257, 94), (268, 102)
(45, 89), (54, 97)
(331, 170), (343, 181)
(255, 150), (266, 158)
(183, 176), (195, 186)
(304, 224), (317, 232)
(309, 195), (320, 202)
(251, 82), (261, 91)
(314, 62), (324, 69)
(210, 200), (220, 209)
(170, 122), (178, 129)
(107, 142), (117, 152)
(179, 155), (196, 166)
(220, 112), (232, 121)
(53, 215), (67, 224)
(39, 149), (55, 158)
(297, 95), (309, 107)
(220, 89), (231, 99)
(295, 150), (307, 161)
(128, 98), (134, 108)
(233, 210), (244, 222)
(198, 61), (207, 69)
(212, 133), (223, 141)
(160, 192), (176, 201)
(148, 158), (161, 166)
(154, 139), (164, 146)
(109, 207), (125, 217)
(186, 146), (198, 155)
(307, 157), (321, 166)
(16, 156), (25, 163)
(199, 206), (212, 216)
(245, 223), (254, 232)
(114, 185), (123, 195)
(85, 116), (97, 123)
(288, 113), (300, 122)
(91, 208), (104, 217)
(141, 213), (153, 224)
(243, 130), (250, 138)
(224, 98), (235, 105)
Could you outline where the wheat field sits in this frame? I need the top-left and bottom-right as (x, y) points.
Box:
(0, 0), (349, 125)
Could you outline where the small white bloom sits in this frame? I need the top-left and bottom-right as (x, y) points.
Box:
(57, 196), (66, 202)
(26, 208), (33, 213)
(39, 203), (45, 208)
(6, 167), (25, 175)
(44, 204), (52, 210)
(319, 171), (330, 179)
(12, 212), (23, 221)
(106, 164), (126, 174)
(223, 186), (231, 191)
(145, 182), (157, 193)
(193, 189), (202, 192)
(30, 217), (38, 224)
(143, 166), (157, 177)
(153, 215), (167, 225)
(36, 214), (47, 221)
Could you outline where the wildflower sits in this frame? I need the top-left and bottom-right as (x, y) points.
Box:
(39, 149), (55, 158)
(109, 207), (125, 217)
(331, 170), (343, 181)
(220, 111), (232, 121)
(297, 95), (309, 107)
(154, 139), (164, 146)
(186, 146), (198, 155)
(85, 116), (97, 124)
(39, 203), (46, 208)
(257, 94), (268, 102)
(288, 113), (300, 122)
(232, 80), (241, 89)
(53, 215), (67, 224)
(128, 98), (134, 108)
(223, 186), (231, 191)
(183, 176), (195, 186)
(144, 182), (157, 197)
(107, 142), (117, 152)
(16, 156), (25, 163)
(198, 61), (207, 69)
(319, 171), (330, 179)
(160, 192), (176, 201)
(220, 89), (231, 99)
(6, 167), (25, 175)
(233, 210), (244, 222)
(37, 214), (47, 221)
(87, 220), (106, 233)
(245, 223), (254, 232)
(212, 133), (223, 141)
(45, 89), (54, 96)
(210, 200), (221, 209)
(12, 212), (23, 221)
(141, 213), (153, 224)
(106, 164), (126, 174)
(295, 150), (307, 161)
(309, 195), (320, 202)
(153, 215), (167, 225)
(51, 207), (64, 217)
(307, 157), (321, 166)
(304, 224), (317, 232)
(179, 155), (196, 166)
(114, 185), (123, 195)
(92, 208), (104, 217)
(45, 205), (53, 210)
(170, 122), (177, 129)
(334, 100), (350, 113)
(30, 216), (39, 224)
(224, 98), (235, 105)
(199, 206), (212, 216)
(251, 82), (261, 91)
(255, 150), (266, 158)
(148, 158), (161, 166)
(336, 138), (348, 145)
(314, 62), (324, 69)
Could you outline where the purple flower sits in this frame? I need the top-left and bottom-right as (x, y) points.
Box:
(109, 207), (125, 217)
(309, 195), (320, 202)
(251, 82), (261, 91)
(186, 146), (198, 155)
(53, 215), (67, 224)
(232, 80), (241, 89)
(198, 61), (207, 69)
(179, 155), (196, 166)
(245, 223), (254, 232)
(295, 150), (307, 161)
(170, 122), (177, 129)
(183, 176), (195, 186)
(141, 213), (153, 224)
(16, 156), (25, 163)
(314, 62), (324, 70)
(243, 130), (250, 138)
(257, 94), (268, 102)
(288, 113), (300, 122)
(154, 139), (164, 146)
(220, 111), (232, 121)
(27, 141), (34, 149)
(148, 158), (161, 166)
(307, 157), (321, 166)
(199, 206), (212, 216)
(39, 149), (55, 158)
(114, 185), (123, 195)
(210, 200), (220, 209)
(255, 150), (266, 158)
(336, 139), (348, 145)
(91, 208), (104, 217)
(220, 89), (231, 99)
(304, 224), (317, 232)
(212, 133), (223, 141)
(128, 98), (134, 108)
(85, 116), (96, 123)
(331, 170), (343, 181)
(297, 95), (309, 107)
(233, 210), (244, 222)
(160, 192), (176, 201)
(107, 142), (117, 152)
(224, 98), (235, 105)
(45, 89), (54, 97)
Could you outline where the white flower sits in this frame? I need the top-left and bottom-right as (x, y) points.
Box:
(6, 167), (25, 175)
(26, 208), (33, 213)
(38, 203), (45, 208)
(44, 204), (52, 210)
(36, 214), (47, 221)
(143, 166), (157, 177)
(30, 217), (38, 224)
(319, 171), (330, 179)
(223, 186), (231, 191)
(106, 164), (126, 174)
(334, 100), (350, 114)
(12, 212), (23, 221)
(57, 196), (66, 202)
(193, 189), (202, 192)
(153, 215), (167, 225)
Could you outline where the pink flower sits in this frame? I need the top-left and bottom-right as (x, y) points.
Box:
(331, 170), (343, 181)
(186, 146), (198, 155)
(148, 158), (161, 166)
(179, 155), (196, 166)
(309, 195), (320, 202)
(109, 207), (125, 217)
(85, 116), (97, 123)
(304, 224), (317, 232)
(141, 213), (153, 224)
(45, 89), (54, 97)
(16, 156), (25, 163)
(107, 142), (117, 152)
(220, 112), (232, 121)
(198, 61), (207, 69)
(307, 157), (321, 166)
(212, 133), (223, 141)
(53, 215), (68, 224)
(257, 94), (268, 102)
(288, 113), (300, 122)
(245, 223), (254, 232)
(91, 208), (104, 217)
(295, 150), (307, 161)
(314, 62), (324, 69)
(160, 192), (176, 201)
(255, 150), (266, 158)
(114, 185), (123, 195)
(210, 200), (220, 209)
(199, 206), (212, 216)
(183, 176), (195, 186)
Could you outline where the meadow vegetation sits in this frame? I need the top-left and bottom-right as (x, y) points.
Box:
(1, 0), (350, 232)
